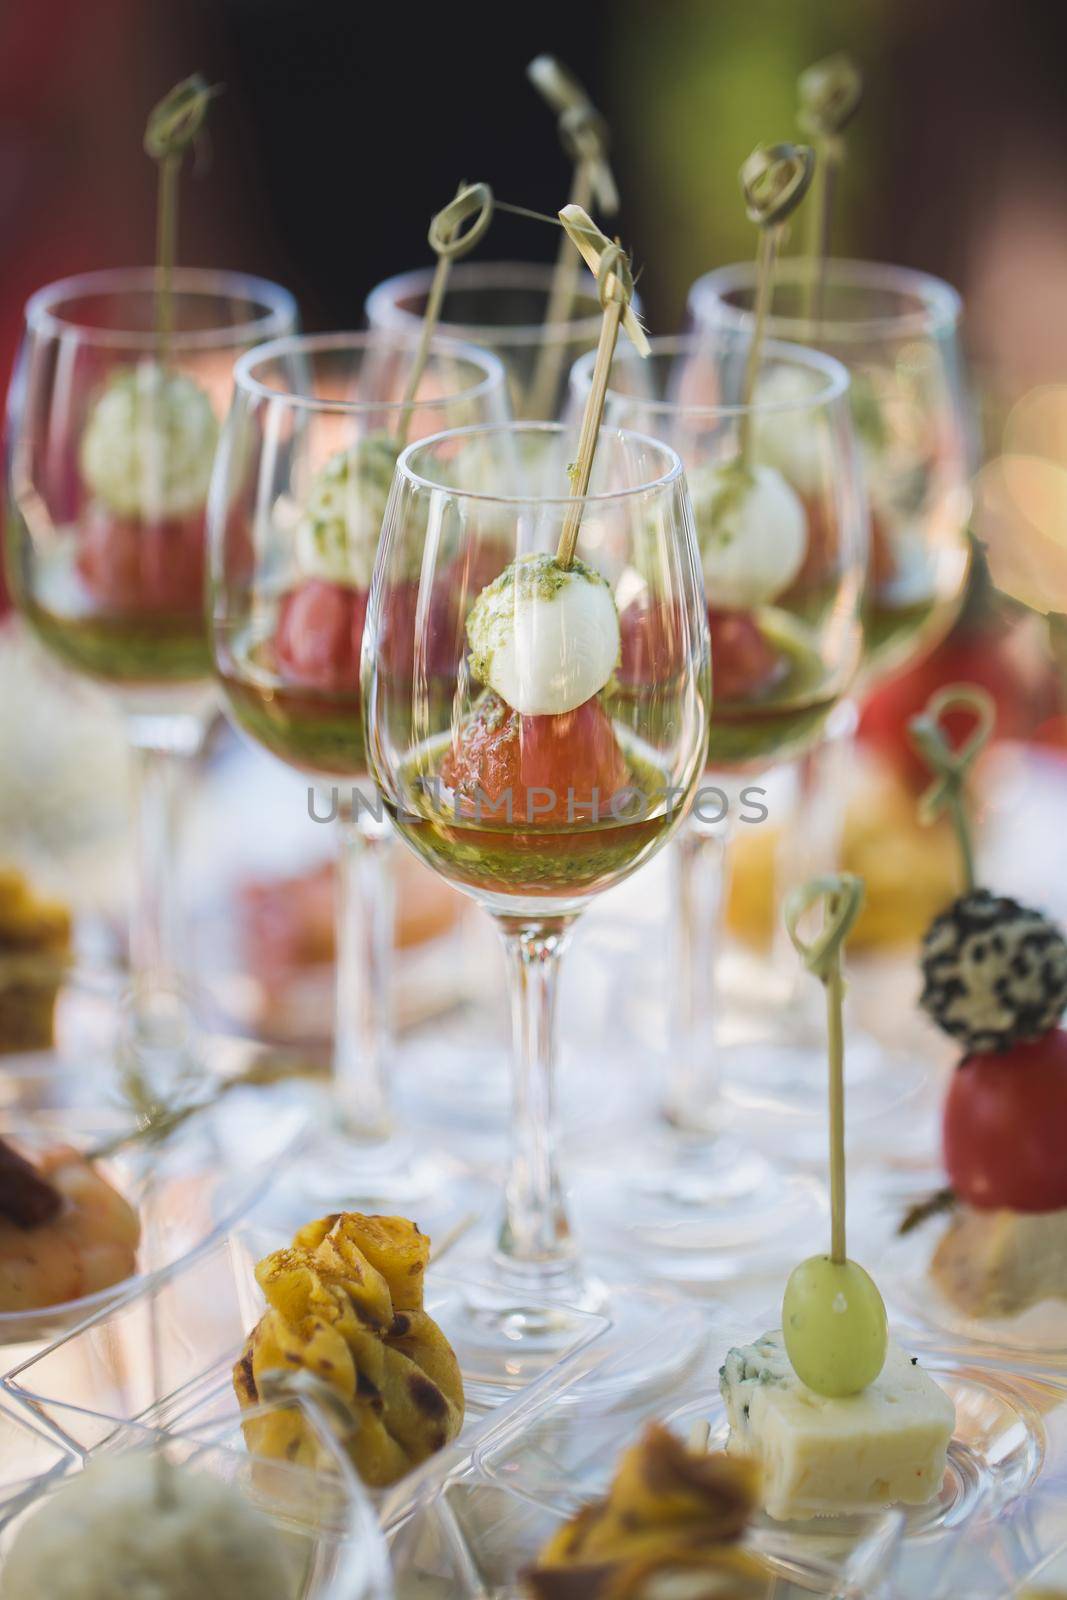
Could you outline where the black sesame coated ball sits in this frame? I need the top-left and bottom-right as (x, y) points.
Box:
(920, 889), (1067, 1054)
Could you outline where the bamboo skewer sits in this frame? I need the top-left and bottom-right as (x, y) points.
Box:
(395, 182), (494, 448)
(526, 57), (619, 420)
(554, 207), (648, 569)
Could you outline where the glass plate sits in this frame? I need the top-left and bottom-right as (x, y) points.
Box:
(2, 1226), (610, 1530)
(0, 1396), (390, 1599)
(0, 1090), (308, 1352)
(883, 1211), (1067, 1371)
(474, 1309), (1067, 1595)
(387, 1465), (905, 1599)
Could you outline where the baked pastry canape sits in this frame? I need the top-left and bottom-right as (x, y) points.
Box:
(719, 875), (953, 1520)
(902, 685), (1067, 1319)
(234, 1212), (464, 1487)
(525, 1422), (767, 1599)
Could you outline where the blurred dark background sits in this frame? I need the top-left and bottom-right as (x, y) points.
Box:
(7, 0), (1067, 405)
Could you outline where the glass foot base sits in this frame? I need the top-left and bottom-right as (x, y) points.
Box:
(442, 1245), (708, 1406)
(254, 1127), (469, 1236)
(722, 1030), (930, 1125)
(574, 1138), (827, 1278)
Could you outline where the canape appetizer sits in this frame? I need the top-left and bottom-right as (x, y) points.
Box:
(0, 1136), (139, 1313)
(0, 865), (72, 1054)
(75, 361), (218, 621)
(222, 433), (397, 777)
(19, 77), (229, 687)
(718, 875), (954, 1519)
(234, 1212), (464, 1488)
(903, 687), (1067, 1318)
(525, 1421), (767, 1599)
(690, 147), (848, 767)
(3, 1454), (294, 1600)
(443, 551), (626, 823)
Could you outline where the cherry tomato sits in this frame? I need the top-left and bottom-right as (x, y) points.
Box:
(944, 1027), (1067, 1212)
(707, 608), (784, 702)
(275, 579), (366, 693)
(441, 693), (627, 823)
(77, 506), (205, 613)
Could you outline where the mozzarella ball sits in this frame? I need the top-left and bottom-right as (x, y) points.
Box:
(295, 433), (398, 590)
(79, 364), (218, 519)
(751, 365), (826, 493)
(466, 552), (620, 716)
(690, 463), (808, 610)
(3, 1454), (294, 1600)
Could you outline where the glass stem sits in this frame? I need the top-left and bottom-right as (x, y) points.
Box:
(664, 816), (734, 1132)
(494, 915), (580, 1294)
(126, 716), (203, 996)
(123, 712), (204, 1070)
(333, 807), (395, 1140)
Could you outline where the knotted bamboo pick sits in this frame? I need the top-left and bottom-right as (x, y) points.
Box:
(554, 207), (648, 569)
(797, 53), (863, 330)
(785, 873), (865, 1263)
(735, 143), (814, 471)
(144, 74), (220, 367)
(395, 181), (494, 447)
(526, 56), (619, 419)
(907, 683), (995, 893)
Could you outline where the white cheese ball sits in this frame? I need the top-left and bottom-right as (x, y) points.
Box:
(295, 433), (398, 590)
(79, 364), (218, 519)
(690, 462), (808, 611)
(466, 552), (620, 716)
(751, 365), (825, 493)
(3, 1455), (294, 1600)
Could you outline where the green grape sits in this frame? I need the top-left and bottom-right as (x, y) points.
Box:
(782, 1254), (888, 1398)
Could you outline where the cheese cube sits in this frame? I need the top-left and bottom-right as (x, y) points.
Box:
(719, 1330), (954, 1521)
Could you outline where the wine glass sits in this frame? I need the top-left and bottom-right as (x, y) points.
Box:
(365, 260), (619, 421)
(208, 331), (510, 1214)
(363, 420), (712, 1393)
(688, 259), (973, 1120)
(366, 262), (646, 1130)
(567, 333), (866, 1266)
(5, 267), (297, 1062)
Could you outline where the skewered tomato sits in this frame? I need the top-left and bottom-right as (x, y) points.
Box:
(441, 691), (628, 823)
(943, 1027), (1067, 1212)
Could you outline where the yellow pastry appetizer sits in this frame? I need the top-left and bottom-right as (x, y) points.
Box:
(525, 1422), (767, 1599)
(0, 866), (71, 1054)
(234, 1212), (464, 1487)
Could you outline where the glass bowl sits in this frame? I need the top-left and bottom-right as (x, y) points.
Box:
(473, 1305), (1067, 1595)
(0, 1090), (308, 1350)
(0, 1396), (390, 1599)
(2, 1225), (609, 1530)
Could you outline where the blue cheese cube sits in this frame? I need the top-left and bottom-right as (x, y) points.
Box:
(719, 1330), (954, 1521)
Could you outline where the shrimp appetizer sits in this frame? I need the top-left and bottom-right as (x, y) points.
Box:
(0, 1138), (140, 1313)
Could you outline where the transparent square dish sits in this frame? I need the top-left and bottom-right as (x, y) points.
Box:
(472, 1308), (1067, 1596)
(0, 1092), (308, 1352)
(0, 1399), (75, 1518)
(386, 1465), (905, 1599)
(881, 1209), (1067, 1373)
(1, 1227), (609, 1530)
(0, 1396), (391, 1600)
